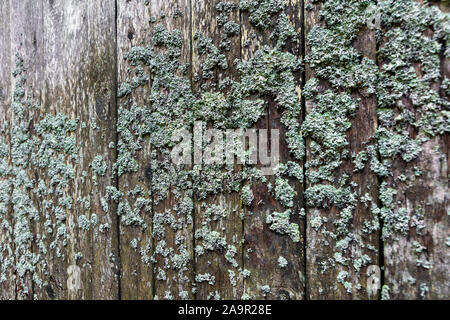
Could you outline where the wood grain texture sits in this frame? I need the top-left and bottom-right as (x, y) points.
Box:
(149, 0), (195, 300)
(38, 0), (118, 299)
(1, 0), (119, 300)
(0, 0), (448, 300)
(303, 0), (319, 300)
(383, 136), (449, 299)
(304, 0), (380, 299)
(117, 0), (154, 299)
(0, 0), (14, 300)
(192, 0), (244, 300)
(241, 0), (305, 300)
(9, 0), (44, 300)
(382, 0), (449, 300)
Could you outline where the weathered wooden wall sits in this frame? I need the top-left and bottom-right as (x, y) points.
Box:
(0, 0), (448, 300)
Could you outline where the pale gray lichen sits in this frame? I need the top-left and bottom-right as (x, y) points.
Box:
(266, 210), (300, 242)
(278, 256), (288, 268)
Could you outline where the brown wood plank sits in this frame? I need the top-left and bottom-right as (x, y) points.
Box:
(192, 0), (244, 300)
(116, 0), (154, 299)
(241, 0), (305, 300)
(149, 0), (195, 300)
(304, 0), (380, 299)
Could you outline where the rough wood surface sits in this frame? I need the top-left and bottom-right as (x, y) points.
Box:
(304, 0), (380, 299)
(117, 0), (154, 300)
(38, 0), (118, 300)
(381, 0), (449, 300)
(149, 0), (195, 300)
(0, 0), (448, 300)
(0, 0), (14, 300)
(241, 0), (305, 300)
(9, 0), (44, 300)
(0, 0), (119, 300)
(192, 0), (244, 300)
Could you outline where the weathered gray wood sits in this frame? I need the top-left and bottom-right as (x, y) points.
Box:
(239, 0), (273, 301)
(117, 0), (154, 299)
(9, 0), (45, 300)
(192, 0), (244, 300)
(1, 0), (119, 300)
(383, 137), (449, 299)
(381, 0), (449, 300)
(35, 0), (118, 299)
(0, 0), (14, 300)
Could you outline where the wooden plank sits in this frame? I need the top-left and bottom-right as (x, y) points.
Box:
(120, 0), (199, 300)
(9, 0), (45, 300)
(192, 0), (244, 300)
(241, 0), (305, 300)
(0, 0), (15, 300)
(29, 0), (119, 299)
(148, 0), (195, 300)
(0, 0), (119, 300)
(379, 0), (449, 299)
(272, 0), (305, 297)
(0, 0), (446, 301)
(304, 0), (379, 299)
(116, 0), (154, 299)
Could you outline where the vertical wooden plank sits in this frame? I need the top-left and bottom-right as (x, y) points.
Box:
(117, 0), (196, 300)
(304, 0), (380, 299)
(149, 0), (195, 300)
(270, 0), (305, 298)
(9, 0), (45, 300)
(116, 0), (154, 299)
(437, 1), (450, 299)
(0, 0), (14, 300)
(82, 1), (119, 300)
(379, 0), (449, 299)
(192, 0), (244, 300)
(239, 0), (273, 300)
(241, 0), (305, 300)
(32, 0), (119, 299)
